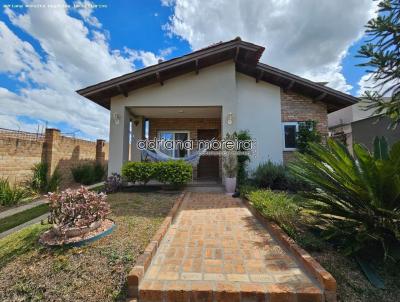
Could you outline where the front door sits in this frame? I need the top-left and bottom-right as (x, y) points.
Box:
(197, 129), (219, 180)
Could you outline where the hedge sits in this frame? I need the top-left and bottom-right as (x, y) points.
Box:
(121, 161), (192, 186)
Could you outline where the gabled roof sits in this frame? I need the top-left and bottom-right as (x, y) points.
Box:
(77, 37), (358, 112)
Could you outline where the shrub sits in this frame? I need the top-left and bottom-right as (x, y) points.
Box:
(93, 163), (106, 182)
(289, 137), (400, 258)
(121, 162), (158, 184)
(252, 160), (310, 192)
(253, 161), (288, 190)
(0, 179), (29, 206)
(222, 152), (237, 178)
(47, 186), (110, 232)
(122, 161), (192, 187)
(156, 161), (192, 187)
(46, 169), (62, 192)
(71, 163), (105, 185)
(296, 120), (321, 154)
(30, 162), (48, 192)
(236, 130), (252, 187)
(104, 173), (123, 193)
(246, 189), (299, 235)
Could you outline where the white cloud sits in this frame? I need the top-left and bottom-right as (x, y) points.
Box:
(357, 73), (398, 97)
(0, 0), (164, 139)
(159, 46), (176, 57)
(124, 48), (163, 67)
(0, 21), (41, 74)
(74, 0), (102, 28)
(163, 0), (378, 93)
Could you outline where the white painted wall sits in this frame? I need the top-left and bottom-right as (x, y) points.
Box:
(109, 61), (238, 174)
(236, 73), (283, 171)
(131, 116), (143, 162)
(108, 103), (131, 175)
(108, 60), (284, 175)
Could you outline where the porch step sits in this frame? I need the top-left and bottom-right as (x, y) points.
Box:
(185, 184), (224, 193)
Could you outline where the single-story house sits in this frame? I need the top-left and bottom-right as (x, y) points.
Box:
(77, 37), (358, 179)
(328, 98), (400, 152)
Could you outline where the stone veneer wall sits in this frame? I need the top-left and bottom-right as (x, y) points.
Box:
(281, 90), (328, 163)
(0, 137), (44, 185)
(0, 128), (108, 186)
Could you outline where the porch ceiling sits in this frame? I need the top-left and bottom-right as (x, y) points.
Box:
(128, 106), (222, 118)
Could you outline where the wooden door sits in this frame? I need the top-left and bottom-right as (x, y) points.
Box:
(197, 129), (220, 179)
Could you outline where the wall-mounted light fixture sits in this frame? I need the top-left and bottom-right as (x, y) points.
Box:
(112, 113), (120, 125)
(226, 112), (233, 125)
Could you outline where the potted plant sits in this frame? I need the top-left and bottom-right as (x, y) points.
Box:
(223, 150), (238, 194)
(46, 186), (111, 238)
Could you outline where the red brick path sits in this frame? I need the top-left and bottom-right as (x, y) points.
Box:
(139, 192), (324, 302)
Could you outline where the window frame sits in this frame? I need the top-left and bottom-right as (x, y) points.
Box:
(282, 122), (299, 151)
(157, 130), (191, 158)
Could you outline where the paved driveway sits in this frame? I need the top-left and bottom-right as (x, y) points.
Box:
(139, 192), (324, 302)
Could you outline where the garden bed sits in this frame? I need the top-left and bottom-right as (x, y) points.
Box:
(0, 191), (179, 302)
(244, 188), (400, 302)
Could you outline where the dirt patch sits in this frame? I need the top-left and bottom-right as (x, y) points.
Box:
(0, 192), (178, 302)
(312, 249), (400, 302)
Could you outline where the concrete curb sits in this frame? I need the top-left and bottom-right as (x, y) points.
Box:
(0, 199), (47, 220)
(242, 197), (337, 302)
(127, 192), (186, 299)
(0, 213), (49, 239)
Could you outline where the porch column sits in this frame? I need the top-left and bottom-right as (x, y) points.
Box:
(108, 105), (130, 176)
(131, 116), (144, 162)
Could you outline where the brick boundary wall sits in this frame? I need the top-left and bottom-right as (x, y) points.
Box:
(0, 128), (108, 186)
(127, 192), (186, 299)
(242, 197), (337, 302)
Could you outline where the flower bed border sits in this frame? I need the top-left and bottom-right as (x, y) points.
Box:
(242, 197), (337, 302)
(39, 219), (116, 248)
(127, 192), (186, 299)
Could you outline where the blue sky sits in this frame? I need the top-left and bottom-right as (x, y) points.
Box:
(0, 0), (377, 140)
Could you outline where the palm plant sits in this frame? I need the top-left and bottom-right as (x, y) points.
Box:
(289, 137), (400, 259)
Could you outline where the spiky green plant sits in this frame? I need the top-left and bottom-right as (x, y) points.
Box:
(0, 179), (29, 206)
(289, 137), (400, 259)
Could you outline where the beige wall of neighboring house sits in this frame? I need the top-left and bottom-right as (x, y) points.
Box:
(328, 99), (400, 152)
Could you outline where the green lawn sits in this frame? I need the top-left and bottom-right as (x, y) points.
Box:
(0, 203), (49, 233)
(0, 192), (178, 302)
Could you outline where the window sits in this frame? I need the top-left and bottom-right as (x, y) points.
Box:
(282, 122), (299, 150)
(158, 131), (190, 158)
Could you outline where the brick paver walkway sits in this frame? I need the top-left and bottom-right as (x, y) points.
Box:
(139, 192), (323, 302)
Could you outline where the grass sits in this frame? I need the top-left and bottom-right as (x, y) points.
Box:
(0, 203), (49, 233)
(245, 188), (400, 302)
(0, 191), (178, 302)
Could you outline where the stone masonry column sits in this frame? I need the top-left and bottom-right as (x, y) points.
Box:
(96, 139), (106, 166)
(44, 128), (61, 179)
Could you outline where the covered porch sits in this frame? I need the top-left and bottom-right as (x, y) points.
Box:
(110, 106), (228, 180)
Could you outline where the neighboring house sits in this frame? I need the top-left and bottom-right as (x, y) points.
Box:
(77, 37), (357, 179)
(328, 98), (400, 152)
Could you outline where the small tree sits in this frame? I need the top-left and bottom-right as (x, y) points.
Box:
(357, 0), (400, 128)
(296, 120), (321, 154)
(235, 130), (252, 187)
